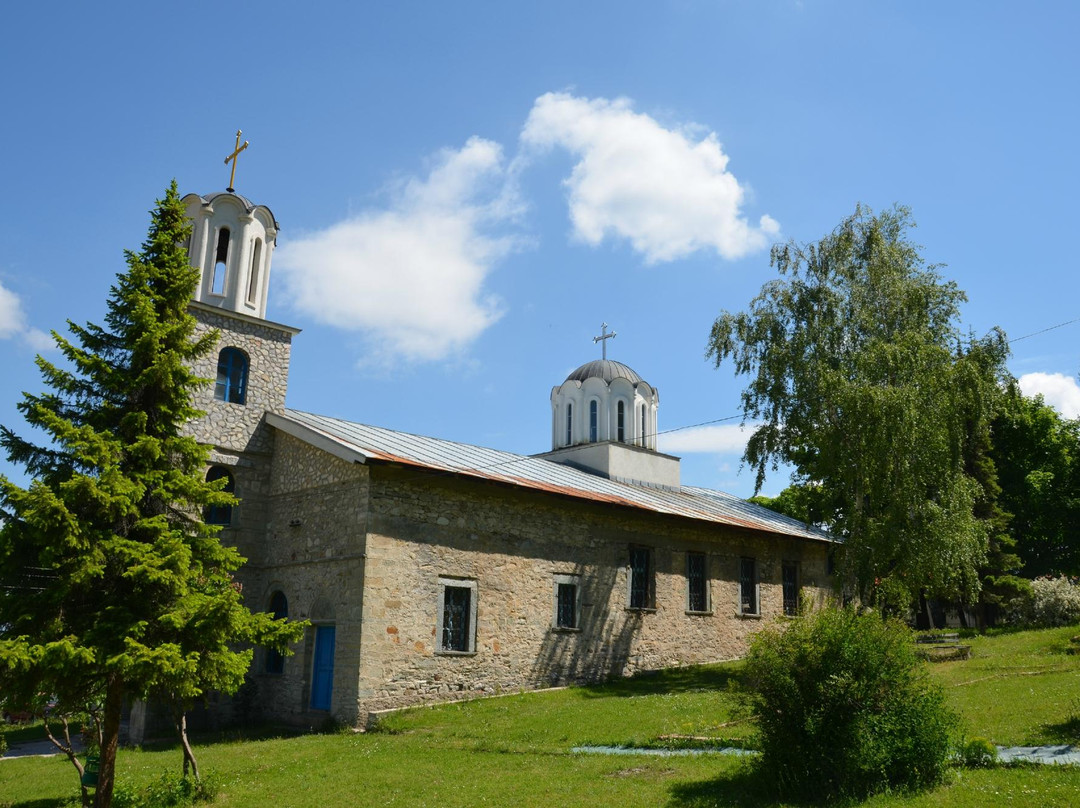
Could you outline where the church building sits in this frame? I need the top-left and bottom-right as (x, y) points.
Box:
(178, 182), (833, 729)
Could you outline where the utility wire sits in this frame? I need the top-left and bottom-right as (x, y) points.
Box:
(1008, 316), (1080, 344)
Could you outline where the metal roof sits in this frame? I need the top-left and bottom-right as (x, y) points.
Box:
(267, 409), (832, 544)
(565, 359), (644, 384)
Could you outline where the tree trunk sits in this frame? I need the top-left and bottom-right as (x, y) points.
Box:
(42, 714), (89, 806)
(93, 678), (124, 808)
(176, 710), (200, 782)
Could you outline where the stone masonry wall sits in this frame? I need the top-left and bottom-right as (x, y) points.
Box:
(243, 433), (369, 726)
(185, 304), (294, 455)
(356, 464), (832, 720)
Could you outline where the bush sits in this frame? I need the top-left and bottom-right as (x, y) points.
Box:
(1010, 575), (1080, 627)
(961, 737), (998, 767)
(744, 605), (957, 801)
(110, 772), (218, 807)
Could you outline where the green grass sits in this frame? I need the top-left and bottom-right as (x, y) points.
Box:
(2, 626), (1079, 807)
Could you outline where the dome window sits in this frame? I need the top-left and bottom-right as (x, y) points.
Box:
(215, 347), (249, 405)
(589, 400), (599, 442)
(617, 400), (626, 443)
(565, 403), (573, 446)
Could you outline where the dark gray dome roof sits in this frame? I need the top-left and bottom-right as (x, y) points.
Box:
(565, 359), (644, 384)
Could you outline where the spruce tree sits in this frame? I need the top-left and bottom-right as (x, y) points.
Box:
(0, 183), (302, 807)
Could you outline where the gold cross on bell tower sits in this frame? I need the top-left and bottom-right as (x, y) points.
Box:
(224, 129), (249, 193)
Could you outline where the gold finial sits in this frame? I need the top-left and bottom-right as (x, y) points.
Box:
(224, 129), (249, 193)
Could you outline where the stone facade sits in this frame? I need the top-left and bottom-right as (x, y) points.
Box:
(235, 434), (831, 726)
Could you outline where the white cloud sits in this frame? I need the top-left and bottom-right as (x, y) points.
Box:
(658, 423), (756, 455)
(1018, 372), (1080, 419)
(520, 92), (779, 264)
(0, 280), (52, 350)
(275, 137), (520, 364)
(0, 280), (28, 339)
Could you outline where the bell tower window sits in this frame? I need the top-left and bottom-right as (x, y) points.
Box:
(617, 400), (626, 442)
(247, 238), (262, 305)
(212, 227), (230, 296)
(215, 347), (249, 405)
(589, 400), (598, 442)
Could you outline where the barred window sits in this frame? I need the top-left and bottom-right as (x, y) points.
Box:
(438, 579), (477, 654)
(629, 546), (654, 609)
(687, 552), (708, 612)
(782, 561), (799, 616)
(739, 557), (758, 615)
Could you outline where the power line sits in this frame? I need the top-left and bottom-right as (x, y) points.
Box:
(1008, 316), (1080, 344)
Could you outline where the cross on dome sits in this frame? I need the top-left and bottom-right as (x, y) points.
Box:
(593, 322), (617, 360)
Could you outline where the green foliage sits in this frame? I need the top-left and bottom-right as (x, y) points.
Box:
(0, 183), (304, 805)
(744, 606), (957, 801)
(708, 204), (1008, 606)
(111, 771), (217, 807)
(990, 384), (1080, 578)
(747, 483), (828, 525)
(961, 737), (999, 768)
(1009, 575), (1080, 627)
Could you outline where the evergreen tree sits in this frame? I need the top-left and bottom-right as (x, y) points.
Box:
(708, 205), (1008, 608)
(0, 183), (303, 807)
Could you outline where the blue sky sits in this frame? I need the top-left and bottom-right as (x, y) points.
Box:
(1, 1), (1077, 497)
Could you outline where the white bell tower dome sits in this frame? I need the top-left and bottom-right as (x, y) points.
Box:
(182, 131), (278, 320)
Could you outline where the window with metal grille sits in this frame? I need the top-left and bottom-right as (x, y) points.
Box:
(617, 400), (625, 442)
(265, 590), (288, 674)
(440, 584), (473, 652)
(687, 552), (708, 612)
(629, 546), (654, 609)
(739, 557), (758, 615)
(556, 583), (577, 628)
(204, 466), (234, 526)
(215, 347), (249, 405)
(589, 400), (598, 442)
(566, 402), (572, 445)
(782, 561), (799, 616)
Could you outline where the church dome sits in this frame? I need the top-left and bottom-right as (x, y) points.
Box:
(565, 359), (643, 385)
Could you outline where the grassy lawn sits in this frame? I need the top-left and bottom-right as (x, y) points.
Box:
(2, 626), (1078, 807)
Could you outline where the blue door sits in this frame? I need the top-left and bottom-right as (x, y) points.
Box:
(310, 625), (336, 711)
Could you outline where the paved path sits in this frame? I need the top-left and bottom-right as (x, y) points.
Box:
(572, 744), (1080, 765)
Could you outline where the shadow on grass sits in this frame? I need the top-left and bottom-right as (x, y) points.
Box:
(581, 664), (745, 699)
(5, 799), (71, 808)
(1044, 715), (1080, 744)
(665, 762), (801, 808)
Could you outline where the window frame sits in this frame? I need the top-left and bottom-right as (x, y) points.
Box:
(616, 399), (626, 442)
(627, 545), (656, 611)
(782, 560), (799, 616)
(437, 577), (478, 655)
(589, 399), (599, 442)
(204, 466), (235, 526)
(215, 347), (249, 405)
(264, 590), (288, 674)
(552, 573), (582, 631)
(686, 551), (710, 614)
(738, 556), (760, 617)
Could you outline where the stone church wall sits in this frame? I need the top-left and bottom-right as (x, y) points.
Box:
(355, 464), (831, 721)
(244, 432), (369, 726)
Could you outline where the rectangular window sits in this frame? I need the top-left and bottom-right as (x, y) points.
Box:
(553, 574), (581, 629)
(782, 561), (799, 616)
(589, 400), (598, 442)
(686, 552), (708, 612)
(739, 557), (758, 615)
(438, 579), (477, 653)
(628, 546), (654, 609)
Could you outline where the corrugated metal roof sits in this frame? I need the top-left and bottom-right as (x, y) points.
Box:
(267, 409), (833, 544)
